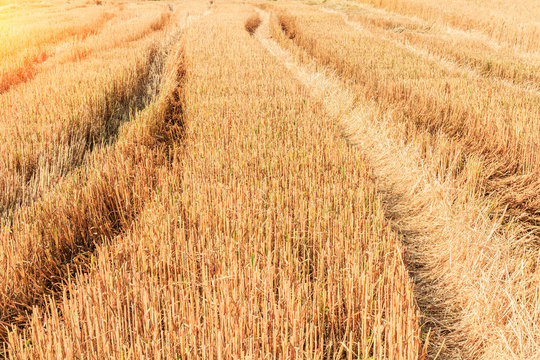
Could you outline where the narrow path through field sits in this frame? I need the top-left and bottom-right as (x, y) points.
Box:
(329, 0), (540, 61)
(254, 8), (535, 359)
(321, 7), (540, 97)
(0, 10), (209, 353)
(0, 10), (202, 220)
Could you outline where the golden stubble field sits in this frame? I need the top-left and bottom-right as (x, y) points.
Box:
(0, 0), (538, 359)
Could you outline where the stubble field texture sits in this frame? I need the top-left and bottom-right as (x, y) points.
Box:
(0, 0), (538, 359)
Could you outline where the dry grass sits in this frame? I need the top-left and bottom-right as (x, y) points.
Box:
(0, 0), (539, 359)
(351, 0), (540, 53)
(270, 5), (540, 232)
(0, 3), (182, 218)
(0, 38), (159, 216)
(265, 2), (540, 358)
(244, 13), (261, 34)
(277, 11), (297, 39)
(0, 5), (115, 93)
(2, 2), (426, 359)
(0, 7), (192, 345)
(334, 6), (540, 93)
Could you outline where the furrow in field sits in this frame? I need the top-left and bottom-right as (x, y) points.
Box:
(271, 4), (540, 235)
(0, 22), (191, 348)
(7, 4), (423, 358)
(0, 39), (160, 219)
(322, 7), (540, 97)
(345, 0), (540, 54)
(257, 6), (540, 359)
(0, 6), (202, 220)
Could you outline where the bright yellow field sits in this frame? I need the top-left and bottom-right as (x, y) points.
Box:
(0, 0), (538, 359)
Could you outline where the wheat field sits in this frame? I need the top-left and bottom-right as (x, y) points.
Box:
(0, 0), (538, 359)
